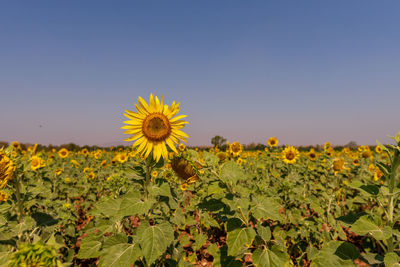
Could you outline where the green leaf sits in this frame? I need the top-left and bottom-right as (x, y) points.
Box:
(251, 197), (282, 221)
(351, 216), (392, 240)
(336, 212), (367, 225)
(98, 243), (140, 267)
(252, 246), (290, 267)
(226, 227), (256, 256)
(257, 225), (271, 242)
(384, 252), (400, 267)
(138, 221), (174, 265)
(77, 240), (102, 259)
(310, 241), (356, 267)
(334, 242), (360, 260)
(220, 161), (245, 184)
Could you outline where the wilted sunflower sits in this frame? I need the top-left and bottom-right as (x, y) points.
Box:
(281, 146), (300, 164)
(268, 137), (278, 147)
(0, 150), (14, 188)
(122, 93), (189, 162)
(229, 141), (243, 157)
(171, 157), (199, 185)
(58, 148), (69, 158)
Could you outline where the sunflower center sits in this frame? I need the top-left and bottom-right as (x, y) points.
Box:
(286, 152), (295, 160)
(142, 113), (171, 142)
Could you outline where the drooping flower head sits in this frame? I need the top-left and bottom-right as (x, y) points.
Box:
(122, 93), (189, 162)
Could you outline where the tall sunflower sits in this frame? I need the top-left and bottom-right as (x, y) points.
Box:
(122, 93), (189, 162)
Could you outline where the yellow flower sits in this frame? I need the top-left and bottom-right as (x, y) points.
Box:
(117, 153), (128, 163)
(151, 170), (158, 178)
(236, 157), (243, 164)
(307, 149), (317, 161)
(64, 177), (71, 183)
(55, 168), (63, 176)
(122, 93), (189, 162)
(0, 191), (9, 202)
(229, 141), (242, 157)
(83, 167), (91, 173)
(368, 164), (375, 172)
(267, 137), (278, 147)
(58, 148), (69, 158)
(101, 160), (107, 167)
(88, 172), (95, 180)
(180, 183), (189, 191)
(374, 168), (383, 181)
(30, 156), (43, 171)
(323, 142), (331, 151)
(0, 150), (14, 188)
(178, 143), (186, 151)
(11, 141), (21, 150)
(332, 157), (347, 175)
(217, 152), (227, 161)
(281, 146), (300, 164)
(71, 159), (80, 167)
(375, 145), (383, 154)
(171, 157), (198, 184)
(352, 158), (360, 166)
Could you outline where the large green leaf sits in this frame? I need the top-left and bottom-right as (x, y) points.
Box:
(252, 246), (290, 267)
(310, 241), (358, 267)
(138, 221), (174, 265)
(384, 252), (400, 267)
(350, 216), (392, 240)
(98, 243), (140, 267)
(77, 240), (102, 259)
(251, 197), (282, 221)
(226, 227), (256, 256)
(220, 161), (245, 184)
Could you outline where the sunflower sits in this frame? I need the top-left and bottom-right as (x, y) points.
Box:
(8, 242), (61, 267)
(332, 157), (347, 175)
(229, 141), (243, 157)
(0, 191), (9, 202)
(30, 156), (43, 171)
(178, 143), (186, 152)
(58, 148), (69, 158)
(281, 146), (300, 164)
(307, 149), (317, 161)
(352, 158), (360, 166)
(171, 157), (199, 184)
(0, 150), (14, 188)
(374, 168), (383, 181)
(117, 153), (128, 163)
(12, 141), (21, 150)
(375, 145), (383, 154)
(122, 93), (189, 162)
(268, 137), (278, 147)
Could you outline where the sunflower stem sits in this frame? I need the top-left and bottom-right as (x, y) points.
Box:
(14, 174), (24, 223)
(144, 156), (152, 200)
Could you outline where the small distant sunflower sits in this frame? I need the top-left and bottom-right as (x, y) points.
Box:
(307, 149), (317, 161)
(352, 158), (360, 166)
(122, 93), (189, 162)
(229, 141), (242, 157)
(0, 150), (14, 188)
(151, 170), (158, 178)
(375, 145), (383, 154)
(12, 141), (21, 150)
(88, 172), (95, 180)
(323, 142), (331, 151)
(58, 148), (69, 158)
(30, 156), (43, 171)
(117, 153), (128, 163)
(55, 168), (63, 176)
(368, 164), (375, 172)
(0, 191), (9, 202)
(81, 148), (89, 157)
(374, 168), (383, 181)
(281, 146), (300, 164)
(178, 143), (186, 152)
(268, 137), (278, 147)
(217, 152), (227, 161)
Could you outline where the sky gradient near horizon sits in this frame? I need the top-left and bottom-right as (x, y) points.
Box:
(1, 1), (400, 146)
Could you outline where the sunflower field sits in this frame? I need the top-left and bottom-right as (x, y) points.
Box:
(1, 94), (400, 267)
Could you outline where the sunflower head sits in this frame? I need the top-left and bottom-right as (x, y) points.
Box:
(229, 141), (243, 157)
(268, 137), (278, 147)
(8, 242), (61, 267)
(122, 93), (189, 162)
(0, 149), (15, 188)
(332, 157), (347, 175)
(307, 149), (317, 161)
(374, 168), (384, 181)
(281, 146), (300, 164)
(58, 148), (69, 158)
(171, 156), (199, 185)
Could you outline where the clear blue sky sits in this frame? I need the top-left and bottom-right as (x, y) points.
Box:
(1, 1), (399, 146)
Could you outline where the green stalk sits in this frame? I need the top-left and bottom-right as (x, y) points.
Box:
(144, 156), (152, 200)
(14, 174), (24, 223)
(386, 151), (400, 253)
